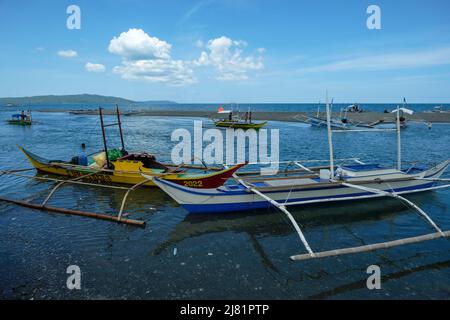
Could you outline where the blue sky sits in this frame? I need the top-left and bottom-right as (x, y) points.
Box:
(1, 0), (450, 103)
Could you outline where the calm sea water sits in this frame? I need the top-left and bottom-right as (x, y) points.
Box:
(0, 109), (449, 299)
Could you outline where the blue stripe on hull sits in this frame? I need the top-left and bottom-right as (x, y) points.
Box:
(182, 183), (435, 214)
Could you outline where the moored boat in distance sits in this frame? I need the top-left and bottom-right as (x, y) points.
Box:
(213, 105), (267, 130)
(8, 110), (32, 125)
(431, 105), (450, 113)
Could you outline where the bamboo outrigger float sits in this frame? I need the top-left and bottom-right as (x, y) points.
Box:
(151, 95), (450, 261)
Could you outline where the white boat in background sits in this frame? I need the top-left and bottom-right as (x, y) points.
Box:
(344, 103), (363, 113)
(431, 105), (450, 113)
(296, 100), (374, 130)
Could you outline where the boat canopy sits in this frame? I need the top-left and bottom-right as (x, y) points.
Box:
(391, 107), (414, 115)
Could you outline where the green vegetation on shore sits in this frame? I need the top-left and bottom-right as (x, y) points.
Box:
(0, 94), (176, 105)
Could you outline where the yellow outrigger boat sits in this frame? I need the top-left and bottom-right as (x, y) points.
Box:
(18, 106), (244, 189)
(19, 146), (244, 188)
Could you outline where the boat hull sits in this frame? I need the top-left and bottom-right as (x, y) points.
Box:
(214, 121), (267, 130)
(8, 120), (32, 126)
(19, 147), (244, 189)
(153, 161), (450, 213)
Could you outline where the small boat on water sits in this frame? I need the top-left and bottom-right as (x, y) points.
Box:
(297, 101), (373, 130)
(307, 115), (371, 130)
(8, 111), (32, 125)
(213, 106), (267, 130)
(344, 103), (364, 113)
(430, 105), (450, 113)
(390, 105), (413, 128)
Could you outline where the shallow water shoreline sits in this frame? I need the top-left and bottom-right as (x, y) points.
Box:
(37, 109), (450, 123)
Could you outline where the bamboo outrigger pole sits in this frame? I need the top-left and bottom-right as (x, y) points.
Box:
(291, 230), (450, 261)
(0, 196), (144, 227)
(116, 104), (125, 152)
(326, 92), (335, 178)
(99, 107), (111, 169)
(397, 104), (402, 171)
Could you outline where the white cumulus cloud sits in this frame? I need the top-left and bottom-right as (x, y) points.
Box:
(85, 62), (106, 73)
(108, 28), (171, 60)
(194, 36), (264, 80)
(108, 30), (263, 85)
(57, 49), (78, 58)
(109, 28), (195, 85)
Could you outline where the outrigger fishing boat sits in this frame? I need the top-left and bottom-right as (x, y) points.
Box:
(19, 147), (244, 189)
(296, 101), (374, 130)
(8, 111), (32, 125)
(213, 106), (267, 130)
(19, 107), (244, 189)
(151, 96), (450, 261)
(150, 160), (450, 214)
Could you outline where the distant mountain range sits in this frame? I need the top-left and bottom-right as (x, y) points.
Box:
(0, 94), (176, 105)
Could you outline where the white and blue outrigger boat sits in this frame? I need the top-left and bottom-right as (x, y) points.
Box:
(151, 161), (449, 214)
(149, 96), (450, 261)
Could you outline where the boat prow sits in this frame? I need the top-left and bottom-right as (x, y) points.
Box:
(19, 145), (54, 169)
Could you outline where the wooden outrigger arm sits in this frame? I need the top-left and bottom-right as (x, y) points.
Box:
(231, 172), (315, 257)
(338, 181), (443, 234)
(41, 171), (98, 207)
(0, 169), (145, 227)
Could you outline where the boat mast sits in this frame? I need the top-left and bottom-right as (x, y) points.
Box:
(326, 92), (334, 178)
(396, 104), (401, 171)
(99, 107), (111, 169)
(116, 104), (125, 152)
